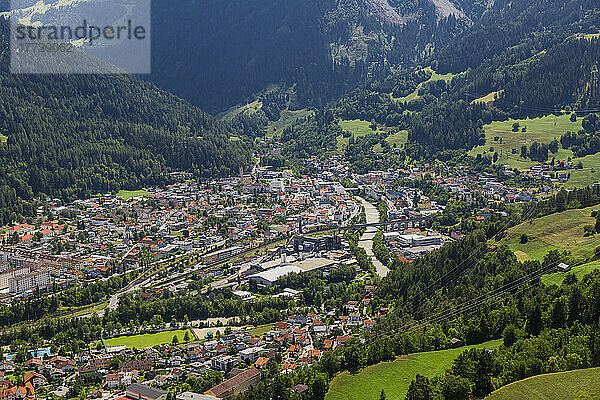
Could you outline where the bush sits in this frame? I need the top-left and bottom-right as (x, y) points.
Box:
(520, 234), (528, 244)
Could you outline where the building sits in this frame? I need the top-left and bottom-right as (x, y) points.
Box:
(9, 270), (50, 294)
(211, 355), (235, 372)
(558, 263), (571, 272)
(23, 371), (45, 387)
(201, 246), (242, 264)
(106, 373), (122, 389)
(205, 367), (261, 399)
(119, 359), (153, 372)
(248, 266), (303, 286)
(177, 392), (218, 400)
(239, 347), (263, 362)
(293, 235), (341, 252)
(397, 234), (441, 247)
(269, 180), (285, 192)
(0, 267), (30, 290)
(126, 384), (167, 400)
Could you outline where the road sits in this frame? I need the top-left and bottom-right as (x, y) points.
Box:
(357, 197), (390, 277)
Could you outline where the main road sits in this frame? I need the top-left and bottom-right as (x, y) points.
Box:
(357, 197), (390, 277)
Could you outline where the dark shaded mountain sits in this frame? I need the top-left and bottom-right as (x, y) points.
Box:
(149, 0), (470, 113)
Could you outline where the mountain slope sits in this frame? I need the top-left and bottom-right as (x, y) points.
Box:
(149, 0), (469, 113)
(0, 19), (251, 225)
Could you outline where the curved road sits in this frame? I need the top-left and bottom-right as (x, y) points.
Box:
(357, 197), (390, 277)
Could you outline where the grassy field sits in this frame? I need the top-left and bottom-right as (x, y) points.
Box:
(471, 90), (504, 105)
(492, 205), (600, 262)
(469, 115), (582, 169)
(216, 99), (263, 120)
(325, 340), (502, 400)
(486, 368), (600, 400)
(563, 152), (600, 188)
(542, 260), (600, 286)
(337, 119), (386, 152)
(247, 323), (274, 337)
(373, 130), (409, 152)
(117, 189), (149, 200)
(395, 67), (454, 103)
(266, 108), (313, 138)
(0, 134), (6, 144)
(105, 329), (195, 349)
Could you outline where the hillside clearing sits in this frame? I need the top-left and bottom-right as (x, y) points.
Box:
(471, 90), (504, 105)
(486, 367), (600, 400)
(542, 260), (600, 286)
(468, 115), (581, 170)
(325, 340), (501, 400)
(337, 119), (385, 152)
(395, 67), (454, 103)
(373, 130), (409, 152)
(266, 108), (313, 138)
(492, 205), (600, 261)
(216, 99), (263, 121)
(563, 152), (600, 188)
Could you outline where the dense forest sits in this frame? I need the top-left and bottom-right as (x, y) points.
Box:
(149, 0), (469, 113)
(432, 0), (600, 73)
(0, 19), (252, 226)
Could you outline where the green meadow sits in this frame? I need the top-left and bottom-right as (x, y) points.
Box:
(469, 114), (582, 169)
(373, 130), (409, 152)
(325, 340), (501, 400)
(492, 205), (600, 262)
(117, 189), (149, 200)
(266, 108), (314, 138)
(486, 368), (600, 400)
(542, 260), (600, 286)
(247, 323), (274, 337)
(564, 152), (600, 188)
(337, 119), (385, 152)
(105, 329), (195, 349)
(395, 67), (455, 103)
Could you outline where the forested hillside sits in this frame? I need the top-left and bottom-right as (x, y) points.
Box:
(149, 0), (469, 113)
(0, 20), (252, 226)
(432, 0), (600, 73)
(277, 0), (600, 164)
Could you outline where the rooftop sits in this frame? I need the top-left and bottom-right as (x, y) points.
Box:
(126, 383), (167, 400)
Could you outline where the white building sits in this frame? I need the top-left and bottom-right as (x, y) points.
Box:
(239, 347), (264, 362)
(0, 266), (30, 290)
(269, 179), (285, 192)
(397, 234), (441, 247)
(248, 266), (304, 286)
(177, 392), (218, 400)
(211, 355), (235, 372)
(9, 270), (50, 293)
